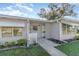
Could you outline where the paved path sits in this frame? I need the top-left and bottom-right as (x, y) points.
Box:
(38, 39), (66, 56)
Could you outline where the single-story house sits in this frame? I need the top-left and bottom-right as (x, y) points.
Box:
(0, 14), (79, 45)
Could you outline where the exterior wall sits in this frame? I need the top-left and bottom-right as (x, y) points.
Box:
(45, 23), (52, 39)
(61, 35), (75, 40)
(45, 22), (60, 40)
(50, 22), (60, 40)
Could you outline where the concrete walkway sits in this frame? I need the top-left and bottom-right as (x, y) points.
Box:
(38, 39), (66, 56)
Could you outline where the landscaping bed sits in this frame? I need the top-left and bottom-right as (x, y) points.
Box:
(0, 39), (27, 49)
(48, 38), (65, 44)
(0, 38), (50, 56)
(55, 40), (79, 56)
(0, 44), (50, 56)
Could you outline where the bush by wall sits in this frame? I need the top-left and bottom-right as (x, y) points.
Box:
(74, 36), (79, 40)
(17, 39), (26, 46)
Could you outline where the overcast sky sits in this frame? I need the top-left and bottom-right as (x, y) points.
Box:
(0, 3), (79, 20)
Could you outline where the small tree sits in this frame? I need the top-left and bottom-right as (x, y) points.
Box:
(38, 3), (76, 20)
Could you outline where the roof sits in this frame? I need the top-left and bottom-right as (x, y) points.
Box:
(62, 18), (79, 24)
(0, 14), (79, 23)
(0, 14), (56, 23)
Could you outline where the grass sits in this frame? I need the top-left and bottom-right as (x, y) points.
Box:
(55, 40), (79, 56)
(0, 45), (50, 56)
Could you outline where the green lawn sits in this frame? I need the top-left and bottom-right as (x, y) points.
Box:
(0, 45), (50, 56)
(55, 40), (79, 56)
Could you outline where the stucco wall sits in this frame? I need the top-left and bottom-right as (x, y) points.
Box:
(45, 22), (60, 40)
(50, 22), (60, 40)
(61, 35), (75, 40)
(45, 23), (52, 39)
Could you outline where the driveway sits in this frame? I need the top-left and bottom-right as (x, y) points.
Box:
(38, 39), (66, 56)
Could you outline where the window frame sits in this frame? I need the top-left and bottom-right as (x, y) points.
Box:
(62, 23), (75, 35)
(1, 27), (23, 37)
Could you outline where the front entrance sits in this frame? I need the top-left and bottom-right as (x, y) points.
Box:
(31, 23), (46, 39)
(37, 24), (46, 39)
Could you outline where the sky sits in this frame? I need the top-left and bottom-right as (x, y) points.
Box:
(0, 3), (79, 20)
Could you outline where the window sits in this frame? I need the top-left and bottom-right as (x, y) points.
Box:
(13, 27), (22, 36)
(75, 26), (79, 34)
(33, 26), (38, 31)
(62, 23), (75, 34)
(2, 27), (12, 37)
(2, 27), (23, 37)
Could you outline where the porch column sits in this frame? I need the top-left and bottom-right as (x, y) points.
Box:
(59, 22), (62, 41)
(26, 20), (30, 47)
(0, 27), (2, 38)
(65, 24), (68, 35)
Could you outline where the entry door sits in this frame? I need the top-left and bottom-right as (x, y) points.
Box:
(32, 24), (45, 39)
(32, 25), (42, 39)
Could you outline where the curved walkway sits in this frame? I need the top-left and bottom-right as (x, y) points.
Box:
(38, 39), (66, 56)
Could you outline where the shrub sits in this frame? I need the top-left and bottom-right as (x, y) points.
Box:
(33, 40), (37, 45)
(74, 36), (79, 40)
(4, 42), (9, 47)
(0, 45), (4, 48)
(17, 39), (26, 46)
(10, 41), (16, 46)
(4, 41), (16, 47)
(8, 41), (16, 46)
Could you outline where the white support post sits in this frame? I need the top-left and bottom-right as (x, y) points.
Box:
(0, 27), (2, 38)
(12, 27), (14, 37)
(66, 24), (67, 35)
(26, 20), (30, 47)
(59, 22), (62, 41)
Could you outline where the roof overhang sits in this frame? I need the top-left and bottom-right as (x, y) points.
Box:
(0, 14), (58, 23)
(0, 14), (79, 24)
(60, 18), (79, 26)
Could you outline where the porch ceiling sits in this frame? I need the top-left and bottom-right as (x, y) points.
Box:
(0, 21), (25, 27)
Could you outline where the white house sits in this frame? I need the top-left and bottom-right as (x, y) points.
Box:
(0, 14), (79, 45)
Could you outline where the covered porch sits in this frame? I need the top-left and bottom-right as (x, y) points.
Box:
(26, 20), (47, 46)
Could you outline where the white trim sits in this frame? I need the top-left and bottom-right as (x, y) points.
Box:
(26, 20), (30, 47)
(0, 27), (2, 38)
(12, 27), (14, 37)
(59, 22), (62, 41)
